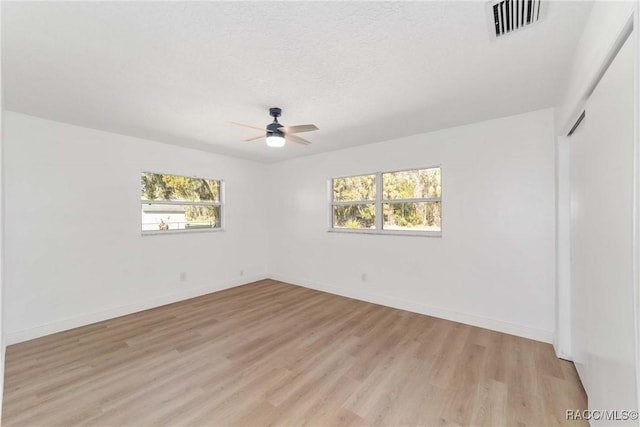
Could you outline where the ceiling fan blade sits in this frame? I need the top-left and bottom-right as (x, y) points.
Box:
(286, 134), (312, 146)
(229, 121), (266, 132)
(281, 124), (318, 134)
(245, 134), (265, 142)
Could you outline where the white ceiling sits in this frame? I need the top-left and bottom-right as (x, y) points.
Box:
(2, 1), (592, 163)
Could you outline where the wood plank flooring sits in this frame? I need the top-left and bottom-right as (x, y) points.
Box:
(2, 279), (586, 426)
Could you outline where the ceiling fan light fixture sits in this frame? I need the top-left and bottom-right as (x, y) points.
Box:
(231, 107), (317, 147)
(266, 133), (285, 148)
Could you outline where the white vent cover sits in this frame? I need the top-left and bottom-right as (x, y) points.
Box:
(487, 0), (544, 40)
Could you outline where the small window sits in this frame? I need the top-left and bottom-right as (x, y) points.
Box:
(330, 167), (441, 235)
(141, 172), (223, 233)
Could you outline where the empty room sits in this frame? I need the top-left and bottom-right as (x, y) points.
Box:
(0, 1), (638, 426)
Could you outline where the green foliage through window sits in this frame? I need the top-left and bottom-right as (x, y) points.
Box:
(333, 204), (376, 229)
(331, 167), (441, 233)
(333, 174), (376, 202)
(383, 168), (441, 199)
(141, 173), (220, 202)
(141, 172), (222, 232)
(383, 202), (441, 231)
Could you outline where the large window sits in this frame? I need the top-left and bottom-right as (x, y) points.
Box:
(330, 167), (441, 235)
(140, 172), (223, 233)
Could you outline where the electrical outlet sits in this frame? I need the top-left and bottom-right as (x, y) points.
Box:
(180, 272), (187, 282)
(361, 273), (367, 282)
(240, 270), (244, 277)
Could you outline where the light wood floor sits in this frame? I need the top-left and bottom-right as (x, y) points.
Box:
(3, 279), (586, 426)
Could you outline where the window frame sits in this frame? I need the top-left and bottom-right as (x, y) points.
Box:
(328, 166), (442, 237)
(140, 171), (225, 236)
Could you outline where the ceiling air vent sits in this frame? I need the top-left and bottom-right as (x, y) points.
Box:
(487, 0), (544, 39)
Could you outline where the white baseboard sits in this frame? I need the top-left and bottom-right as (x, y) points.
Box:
(0, 341), (5, 421)
(553, 339), (573, 361)
(270, 274), (553, 344)
(6, 274), (269, 345)
(7, 274), (553, 346)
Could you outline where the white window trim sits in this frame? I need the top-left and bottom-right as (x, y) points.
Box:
(328, 166), (442, 237)
(141, 172), (225, 236)
(142, 228), (226, 237)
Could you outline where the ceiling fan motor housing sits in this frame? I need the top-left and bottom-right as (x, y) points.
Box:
(266, 129), (285, 138)
(267, 122), (283, 132)
(269, 107), (282, 118)
(267, 107), (284, 135)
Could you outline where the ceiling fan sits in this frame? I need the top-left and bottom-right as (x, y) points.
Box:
(230, 107), (318, 148)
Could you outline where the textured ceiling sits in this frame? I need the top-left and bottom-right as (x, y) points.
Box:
(2, 1), (592, 162)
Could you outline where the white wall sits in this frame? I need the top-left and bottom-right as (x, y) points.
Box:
(268, 108), (556, 343)
(554, 0), (638, 361)
(0, 3), (5, 416)
(569, 34), (637, 421)
(3, 109), (558, 346)
(555, 136), (572, 359)
(556, 1), (636, 135)
(4, 112), (269, 344)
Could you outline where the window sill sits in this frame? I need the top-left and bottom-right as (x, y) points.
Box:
(327, 228), (442, 238)
(142, 228), (225, 236)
